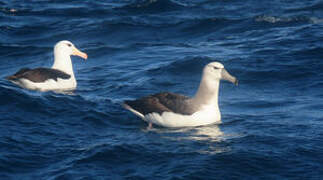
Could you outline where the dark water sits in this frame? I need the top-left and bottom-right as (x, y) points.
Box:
(1, 0), (323, 179)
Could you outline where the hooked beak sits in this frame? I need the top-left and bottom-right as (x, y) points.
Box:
(221, 69), (238, 86)
(72, 47), (88, 60)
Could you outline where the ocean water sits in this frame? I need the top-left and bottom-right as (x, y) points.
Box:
(1, 0), (323, 179)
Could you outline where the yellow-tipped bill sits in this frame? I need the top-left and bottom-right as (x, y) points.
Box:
(222, 68), (238, 86)
(72, 47), (88, 60)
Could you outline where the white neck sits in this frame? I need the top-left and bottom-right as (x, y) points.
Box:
(52, 52), (74, 77)
(191, 75), (220, 108)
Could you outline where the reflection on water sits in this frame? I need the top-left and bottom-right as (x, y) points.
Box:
(189, 125), (223, 142)
(53, 90), (76, 96)
(151, 124), (224, 142)
(151, 125), (223, 142)
(150, 125), (232, 154)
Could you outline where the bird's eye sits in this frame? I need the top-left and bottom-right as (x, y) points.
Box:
(67, 43), (72, 47)
(213, 66), (220, 70)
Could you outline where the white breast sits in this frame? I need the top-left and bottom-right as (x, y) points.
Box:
(144, 106), (221, 128)
(14, 77), (76, 92)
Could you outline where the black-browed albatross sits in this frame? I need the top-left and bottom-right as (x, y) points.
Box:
(123, 62), (238, 128)
(6, 40), (87, 91)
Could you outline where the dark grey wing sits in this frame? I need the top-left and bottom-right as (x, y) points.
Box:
(124, 95), (172, 115)
(154, 92), (195, 115)
(7, 68), (71, 83)
(124, 92), (195, 116)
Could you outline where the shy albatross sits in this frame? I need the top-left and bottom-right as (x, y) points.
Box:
(123, 62), (238, 128)
(6, 40), (87, 91)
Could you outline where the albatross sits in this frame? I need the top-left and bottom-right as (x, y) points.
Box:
(6, 40), (87, 91)
(123, 62), (238, 128)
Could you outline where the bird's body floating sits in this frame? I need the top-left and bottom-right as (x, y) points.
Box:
(123, 62), (238, 128)
(7, 40), (87, 91)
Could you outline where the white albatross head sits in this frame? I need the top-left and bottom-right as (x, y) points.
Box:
(52, 40), (88, 74)
(203, 61), (238, 85)
(54, 40), (88, 60)
(192, 61), (238, 107)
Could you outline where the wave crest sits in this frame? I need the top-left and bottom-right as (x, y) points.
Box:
(255, 15), (320, 24)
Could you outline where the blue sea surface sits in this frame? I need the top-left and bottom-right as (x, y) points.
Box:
(1, 0), (323, 179)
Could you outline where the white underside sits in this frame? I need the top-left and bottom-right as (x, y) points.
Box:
(126, 105), (221, 128)
(10, 77), (77, 92)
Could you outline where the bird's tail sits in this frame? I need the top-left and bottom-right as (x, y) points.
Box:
(6, 75), (18, 81)
(122, 102), (145, 119)
(6, 68), (30, 81)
